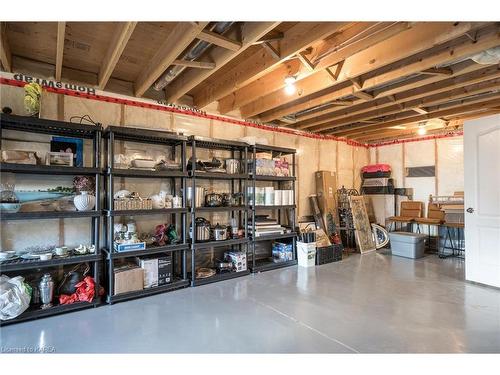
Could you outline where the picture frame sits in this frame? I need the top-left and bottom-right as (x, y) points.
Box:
(51, 137), (84, 167)
(46, 151), (74, 167)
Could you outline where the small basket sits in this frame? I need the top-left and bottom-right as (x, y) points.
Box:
(316, 244), (343, 265)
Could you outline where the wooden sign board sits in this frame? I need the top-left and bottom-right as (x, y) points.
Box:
(349, 195), (377, 254)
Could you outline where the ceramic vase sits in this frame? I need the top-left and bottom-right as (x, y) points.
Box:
(74, 191), (96, 211)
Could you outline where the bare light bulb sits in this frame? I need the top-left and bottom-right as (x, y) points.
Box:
(284, 84), (296, 95)
(417, 126), (427, 135)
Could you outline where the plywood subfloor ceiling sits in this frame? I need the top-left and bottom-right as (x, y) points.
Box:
(1, 21), (499, 142)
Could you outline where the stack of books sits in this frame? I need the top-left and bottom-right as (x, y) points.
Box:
(250, 215), (287, 238)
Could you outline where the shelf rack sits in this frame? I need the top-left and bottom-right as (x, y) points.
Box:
(187, 135), (250, 286)
(103, 126), (190, 303)
(0, 113), (103, 325)
(249, 144), (297, 273)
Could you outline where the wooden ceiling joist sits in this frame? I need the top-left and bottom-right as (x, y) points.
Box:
(352, 91), (373, 100)
(350, 77), (363, 90)
(421, 67), (453, 76)
(98, 22), (137, 89)
(197, 29), (242, 52)
(134, 22), (209, 97)
(411, 107), (429, 114)
(55, 22), (66, 81)
(332, 93), (500, 137)
(192, 22), (349, 109)
(253, 30), (285, 45)
(172, 59), (215, 69)
(297, 52), (316, 72)
(0, 22), (12, 72)
(217, 59), (303, 114)
(262, 41), (281, 60)
(314, 78), (500, 133)
(255, 23), (498, 122)
(216, 22), (404, 115)
(295, 62), (499, 130)
(312, 22), (412, 71)
(164, 22), (280, 104)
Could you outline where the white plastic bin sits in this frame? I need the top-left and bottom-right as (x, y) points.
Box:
(297, 242), (317, 267)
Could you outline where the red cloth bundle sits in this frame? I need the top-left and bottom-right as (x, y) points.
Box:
(59, 276), (96, 305)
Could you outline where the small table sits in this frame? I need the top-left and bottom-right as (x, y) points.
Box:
(439, 222), (465, 259)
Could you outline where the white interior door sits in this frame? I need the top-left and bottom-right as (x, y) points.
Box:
(464, 114), (500, 288)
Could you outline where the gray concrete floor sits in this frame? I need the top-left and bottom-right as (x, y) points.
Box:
(1, 251), (499, 353)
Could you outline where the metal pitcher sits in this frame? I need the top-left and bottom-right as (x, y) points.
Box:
(39, 273), (54, 309)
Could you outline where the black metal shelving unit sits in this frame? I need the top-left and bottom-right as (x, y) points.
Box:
(187, 136), (250, 286)
(103, 126), (190, 303)
(0, 113), (103, 325)
(249, 144), (298, 273)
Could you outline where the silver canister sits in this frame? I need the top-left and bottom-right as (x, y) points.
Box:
(39, 273), (54, 309)
(186, 187), (205, 208)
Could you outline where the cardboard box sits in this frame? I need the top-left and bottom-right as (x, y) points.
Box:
(158, 255), (173, 285)
(136, 257), (158, 288)
(225, 251), (247, 272)
(136, 254), (173, 288)
(113, 266), (144, 295)
(272, 242), (293, 262)
(315, 171), (338, 228)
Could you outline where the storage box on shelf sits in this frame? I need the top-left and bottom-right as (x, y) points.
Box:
(249, 144), (297, 273)
(103, 126), (190, 303)
(187, 136), (251, 286)
(0, 114), (103, 325)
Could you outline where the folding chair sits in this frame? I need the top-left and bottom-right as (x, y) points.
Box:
(387, 201), (424, 232)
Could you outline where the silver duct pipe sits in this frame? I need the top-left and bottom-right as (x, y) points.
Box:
(153, 22), (234, 92)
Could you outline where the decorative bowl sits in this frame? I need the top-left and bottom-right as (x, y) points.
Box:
(131, 159), (156, 169)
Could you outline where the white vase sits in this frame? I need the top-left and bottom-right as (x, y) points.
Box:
(74, 191), (96, 211)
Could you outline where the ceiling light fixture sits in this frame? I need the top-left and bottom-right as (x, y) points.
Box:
(417, 122), (427, 135)
(284, 75), (296, 95)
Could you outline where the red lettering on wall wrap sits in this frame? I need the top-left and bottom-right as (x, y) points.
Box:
(0, 77), (462, 148)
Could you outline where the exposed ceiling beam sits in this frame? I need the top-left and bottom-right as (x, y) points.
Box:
(254, 23), (498, 122)
(55, 22), (66, 81)
(421, 67), (453, 76)
(98, 22), (137, 89)
(297, 51), (316, 71)
(262, 41), (281, 60)
(350, 77), (363, 90)
(165, 22), (280, 104)
(0, 22), (12, 72)
(333, 94), (500, 137)
(295, 60), (499, 130)
(312, 78), (500, 133)
(354, 108), (500, 142)
(312, 22), (412, 71)
(216, 22), (401, 115)
(352, 91), (373, 100)
(197, 29), (242, 52)
(172, 59), (216, 69)
(411, 107), (429, 114)
(192, 22), (349, 108)
(355, 125), (455, 142)
(134, 22), (209, 97)
(217, 59), (303, 114)
(253, 30), (284, 45)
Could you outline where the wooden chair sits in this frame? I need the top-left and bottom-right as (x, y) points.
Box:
(415, 203), (445, 252)
(387, 201), (424, 232)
